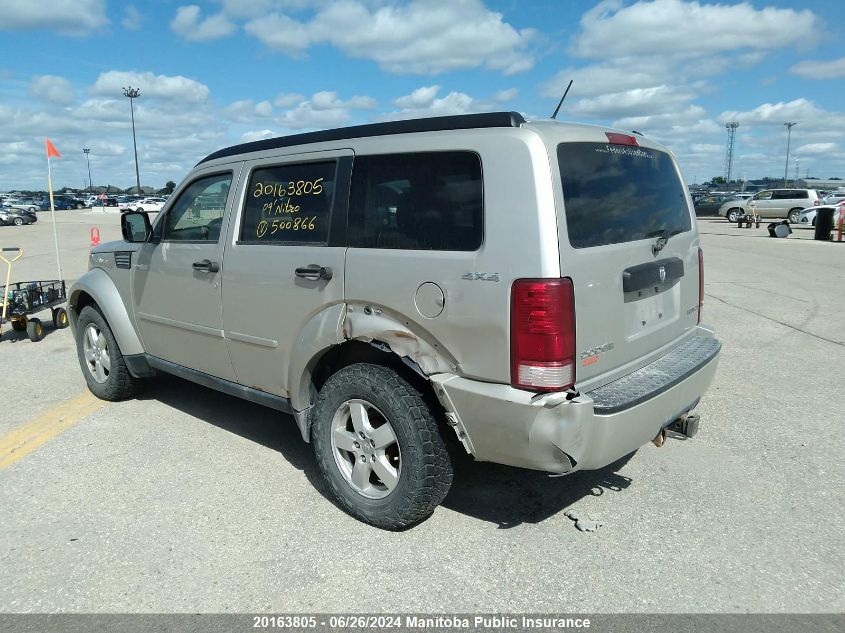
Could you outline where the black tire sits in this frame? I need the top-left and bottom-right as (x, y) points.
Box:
(26, 317), (44, 342)
(136, 207), (144, 213)
(53, 307), (69, 329)
(76, 203), (84, 209)
(11, 316), (26, 332)
(726, 209), (741, 223)
(13, 217), (23, 226)
(311, 363), (453, 530)
(788, 208), (802, 224)
(75, 305), (142, 400)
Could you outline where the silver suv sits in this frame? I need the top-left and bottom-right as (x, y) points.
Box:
(69, 113), (721, 529)
(718, 188), (820, 223)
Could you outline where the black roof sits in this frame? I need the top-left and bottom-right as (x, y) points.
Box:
(198, 111), (526, 165)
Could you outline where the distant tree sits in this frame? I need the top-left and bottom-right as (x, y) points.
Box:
(711, 176), (726, 184)
(164, 180), (176, 194)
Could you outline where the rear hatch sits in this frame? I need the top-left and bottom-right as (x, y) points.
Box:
(552, 130), (701, 390)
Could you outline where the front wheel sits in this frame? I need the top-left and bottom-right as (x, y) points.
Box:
(75, 305), (142, 400)
(726, 209), (741, 223)
(26, 318), (44, 342)
(311, 363), (453, 530)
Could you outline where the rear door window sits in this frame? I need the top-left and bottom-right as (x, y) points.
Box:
(348, 151), (483, 251)
(557, 142), (691, 249)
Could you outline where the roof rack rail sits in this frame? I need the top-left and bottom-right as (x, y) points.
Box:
(198, 111), (526, 165)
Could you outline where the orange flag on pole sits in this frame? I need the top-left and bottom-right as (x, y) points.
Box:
(46, 138), (61, 159)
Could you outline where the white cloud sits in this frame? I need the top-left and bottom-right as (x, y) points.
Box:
(241, 129), (276, 143)
(244, 13), (311, 55)
(790, 57), (845, 80)
(171, 5), (236, 42)
(569, 85), (696, 120)
(275, 91), (378, 129)
(90, 71), (210, 103)
(274, 93), (305, 108)
(572, 0), (817, 59)
(796, 143), (837, 155)
(242, 0), (534, 75)
(122, 5), (142, 30)
(223, 99), (275, 121)
(29, 75), (75, 105)
(0, 0), (107, 36)
(394, 86), (442, 109)
(493, 88), (518, 102)
(387, 86), (481, 119)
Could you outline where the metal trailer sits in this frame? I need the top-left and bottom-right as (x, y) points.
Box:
(1, 247), (69, 342)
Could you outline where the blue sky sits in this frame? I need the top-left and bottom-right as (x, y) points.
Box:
(1, 0), (843, 191)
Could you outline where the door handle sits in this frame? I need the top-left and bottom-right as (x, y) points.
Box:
(295, 265), (332, 281)
(192, 259), (220, 273)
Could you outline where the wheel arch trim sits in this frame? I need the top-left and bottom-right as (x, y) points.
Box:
(68, 268), (145, 356)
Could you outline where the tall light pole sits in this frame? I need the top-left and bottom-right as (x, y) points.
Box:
(82, 148), (92, 192)
(783, 122), (796, 187)
(724, 121), (739, 184)
(123, 86), (141, 194)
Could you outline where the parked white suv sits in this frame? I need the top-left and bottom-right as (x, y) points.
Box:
(69, 112), (721, 529)
(718, 188), (820, 223)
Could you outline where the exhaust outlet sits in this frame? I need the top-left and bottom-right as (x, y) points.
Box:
(652, 428), (666, 447)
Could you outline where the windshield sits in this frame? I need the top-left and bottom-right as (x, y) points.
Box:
(557, 142), (692, 249)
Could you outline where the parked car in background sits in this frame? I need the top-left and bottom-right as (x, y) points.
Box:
(823, 193), (845, 205)
(693, 193), (739, 216)
(0, 205), (38, 226)
(795, 204), (845, 228)
(131, 197), (166, 213)
(38, 198), (78, 211)
(717, 189), (821, 223)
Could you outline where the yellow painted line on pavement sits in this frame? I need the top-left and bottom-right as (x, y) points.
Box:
(0, 392), (105, 470)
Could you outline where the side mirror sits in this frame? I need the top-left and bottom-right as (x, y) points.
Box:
(121, 211), (151, 243)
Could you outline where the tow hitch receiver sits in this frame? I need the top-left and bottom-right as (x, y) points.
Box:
(669, 413), (700, 439)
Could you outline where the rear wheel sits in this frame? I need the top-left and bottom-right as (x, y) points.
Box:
(52, 307), (69, 329)
(13, 217), (23, 226)
(726, 209), (741, 223)
(75, 305), (142, 400)
(311, 363), (453, 530)
(26, 318), (44, 342)
(788, 208), (802, 224)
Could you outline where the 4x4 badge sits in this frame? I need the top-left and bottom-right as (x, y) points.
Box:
(461, 272), (500, 282)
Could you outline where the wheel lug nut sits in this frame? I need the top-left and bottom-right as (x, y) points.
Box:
(359, 431), (366, 439)
(360, 455), (367, 463)
(353, 441), (360, 448)
(370, 440), (375, 448)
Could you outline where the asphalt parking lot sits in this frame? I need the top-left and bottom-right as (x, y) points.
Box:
(0, 210), (843, 613)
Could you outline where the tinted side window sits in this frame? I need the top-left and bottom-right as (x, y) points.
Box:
(754, 191), (773, 200)
(557, 142), (691, 248)
(241, 161), (336, 244)
(348, 152), (483, 251)
(160, 173), (232, 242)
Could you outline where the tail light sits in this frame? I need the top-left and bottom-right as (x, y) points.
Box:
(814, 199), (820, 206)
(698, 248), (704, 324)
(511, 278), (575, 392)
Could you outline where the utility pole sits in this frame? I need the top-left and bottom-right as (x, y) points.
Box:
(783, 122), (796, 187)
(83, 148), (92, 192)
(724, 122), (739, 184)
(123, 86), (141, 194)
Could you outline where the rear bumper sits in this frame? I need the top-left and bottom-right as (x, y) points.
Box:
(433, 330), (721, 474)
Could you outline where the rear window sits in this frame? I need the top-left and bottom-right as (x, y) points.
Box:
(557, 142), (691, 249)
